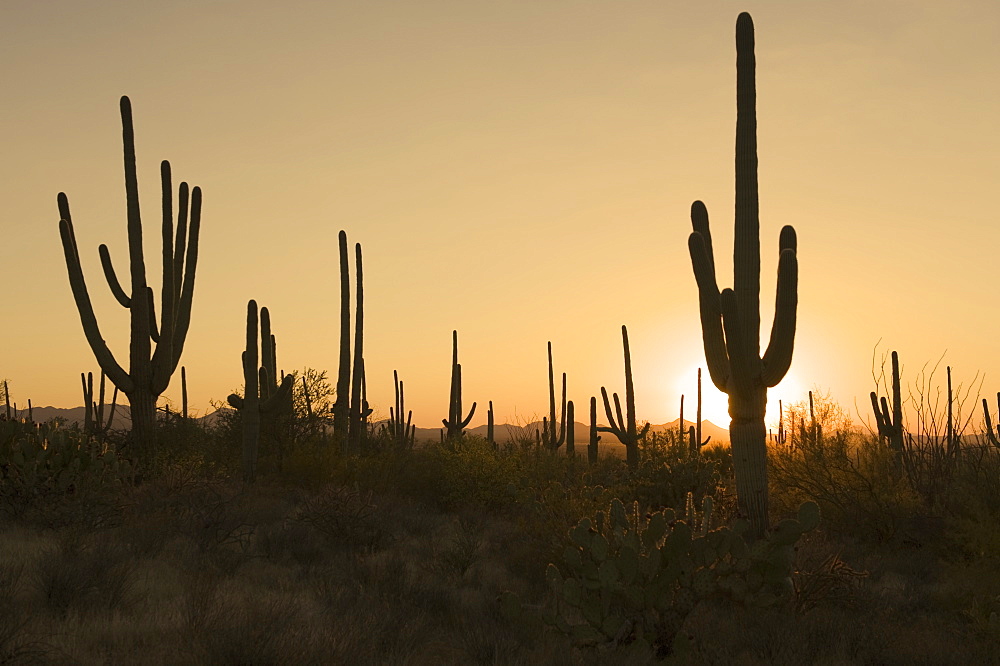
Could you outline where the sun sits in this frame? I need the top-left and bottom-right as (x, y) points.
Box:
(674, 366), (808, 432)
(673, 366), (730, 427)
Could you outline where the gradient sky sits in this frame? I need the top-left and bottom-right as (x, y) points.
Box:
(2, 1), (998, 430)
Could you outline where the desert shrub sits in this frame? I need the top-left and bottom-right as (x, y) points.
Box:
(33, 534), (138, 617)
(769, 429), (922, 542)
(291, 483), (387, 553)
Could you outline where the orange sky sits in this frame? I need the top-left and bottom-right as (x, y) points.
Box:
(2, 1), (998, 430)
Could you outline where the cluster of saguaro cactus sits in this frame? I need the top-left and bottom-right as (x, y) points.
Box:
(596, 326), (650, 470)
(57, 96), (201, 458)
(387, 370), (415, 449)
(687, 13), (798, 539)
(227, 300), (294, 483)
(543, 342), (568, 451)
(82, 370), (118, 439)
(501, 495), (820, 657)
(442, 330), (476, 438)
(332, 231), (372, 452)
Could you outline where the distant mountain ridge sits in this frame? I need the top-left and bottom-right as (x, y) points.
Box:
(14, 407), (731, 445)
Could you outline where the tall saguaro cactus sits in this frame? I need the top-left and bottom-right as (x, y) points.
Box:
(596, 325), (650, 470)
(332, 230), (369, 452)
(687, 14), (798, 539)
(442, 330), (476, 438)
(58, 96), (201, 458)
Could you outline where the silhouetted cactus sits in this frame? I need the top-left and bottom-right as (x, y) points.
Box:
(181, 366), (189, 420)
(774, 399), (787, 445)
(487, 400), (495, 449)
(597, 325), (650, 470)
(687, 14), (798, 538)
(694, 368), (711, 452)
(82, 370), (118, 439)
(589, 396), (600, 464)
(982, 392), (1000, 449)
(333, 231), (351, 445)
(442, 330), (476, 438)
(227, 300), (294, 483)
(331, 231), (371, 452)
(57, 96), (201, 458)
(388, 369), (415, 450)
(543, 341), (567, 450)
(566, 400), (576, 458)
(871, 350), (904, 474)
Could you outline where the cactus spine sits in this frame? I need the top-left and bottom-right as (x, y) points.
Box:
(57, 97), (200, 457)
(596, 325), (650, 470)
(687, 14), (798, 538)
(544, 341), (567, 450)
(227, 300), (294, 483)
(442, 330), (476, 438)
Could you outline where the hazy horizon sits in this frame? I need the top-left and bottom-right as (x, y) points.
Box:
(3, 1), (998, 430)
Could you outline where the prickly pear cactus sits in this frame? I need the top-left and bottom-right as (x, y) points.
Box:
(0, 424), (132, 515)
(501, 496), (820, 659)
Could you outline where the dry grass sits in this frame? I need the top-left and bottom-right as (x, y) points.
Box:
(0, 430), (998, 664)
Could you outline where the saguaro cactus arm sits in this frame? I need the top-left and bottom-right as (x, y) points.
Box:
(58, 202), (132, 393)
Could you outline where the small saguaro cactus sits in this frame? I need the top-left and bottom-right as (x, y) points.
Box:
(543, 342), (568, 451)
(694, 368), (711, 452)
(566, 400), (576, 457)
(82, 370), (118, 439)
(982, 392), (1000, 449)
(687, 13), (798, 539)
(442, 330), (476, 438)
(227, 300), (294, 483)
(487, 401), (495, 448)
(774, 399), (787, 445)
(589, 396), (601, 464)
(596, 325), (650, 470)
(57, 96), (201, 458)
(181, 366), (189, 420)
(388, 369), (415, 450)
(871, 350), (905, 470)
